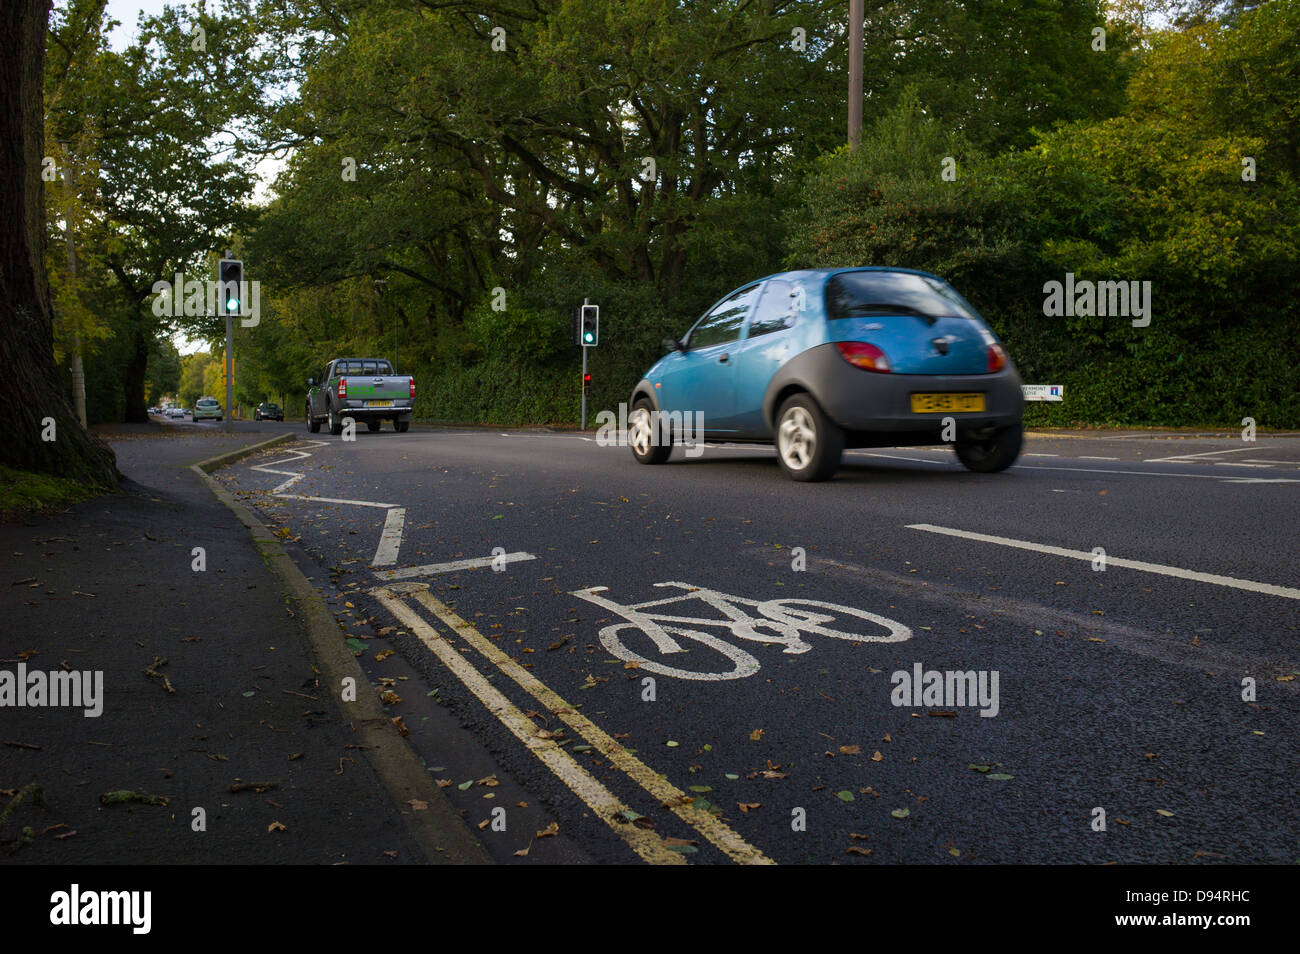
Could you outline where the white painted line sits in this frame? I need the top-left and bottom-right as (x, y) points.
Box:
(275, 493), (399, 509)
(372, 590), (687, 865)
(372, 508), (405, 566)
(1146, 446), (1259, 463)
(1214, 462), (1271, 468)
(862, 452), (952, 465)
(404, 589), (776, 865)
(1078, 456), (1119, 461)
(907, 523), (1300, 600)
(1025, 453), (1059, 458)
(1244, 459), (1298, 465)
(373, 551), (536, 581)
(1017, 463), (1280, 482)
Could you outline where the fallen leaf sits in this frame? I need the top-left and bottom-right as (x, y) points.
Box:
(836, 790), (854, 802)
(536, 821), (559, 839)
(1156, 809), (1176, 817)
(839, 745), (861, 755)
(738, 803), (761, 813)
(749, 728), (764, 741)
(871, 750), (883, 762)
(267, 821), (286, 832)
(891, 808), (910, 819)
(408, 799), (428, 812)
(845, 846), (872, 856)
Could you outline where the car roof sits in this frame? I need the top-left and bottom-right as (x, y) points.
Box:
(749, 266), (945, 285)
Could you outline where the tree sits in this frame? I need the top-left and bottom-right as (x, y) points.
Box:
(0, 0), (115, 485)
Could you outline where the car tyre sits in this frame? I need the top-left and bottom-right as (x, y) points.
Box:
(328, 405), (343, 436)
(628, 399), (671, 464)
(954, 423), (1023, 473)
(307, 405), (321, 433)
(775, 394), (843, 482)
(367, 420), (381, 432)
(394, 420), (410, 433)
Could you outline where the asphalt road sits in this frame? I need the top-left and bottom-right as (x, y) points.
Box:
(215, 419), (1300, 865)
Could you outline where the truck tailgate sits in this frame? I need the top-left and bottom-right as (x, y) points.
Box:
(343, 376), (409, 401)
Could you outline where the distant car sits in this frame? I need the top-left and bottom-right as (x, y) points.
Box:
(165, 407), (185, 419)
(192, 397), (223, 422)
(254, 402), (283, 422)
(627, 267), (1024, 481)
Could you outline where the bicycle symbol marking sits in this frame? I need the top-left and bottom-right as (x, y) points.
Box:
(569, 581), (912, 682)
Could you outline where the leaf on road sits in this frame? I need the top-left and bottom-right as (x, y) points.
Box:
(749, 728), (764, 741)
(267, 821), (286, 833)
(536, 821), (559, 838)
(871, 750), (883, 762)
(379, 690), (401, 705)
(408, 799), (428, 812)
(392, 716), (409, 736)
(839, 745), (861, 755)
(969, 764), (991, 773)
(99, 790), (168, 807)
(688, 785), (712, 793)
(845, 846), (872, 856)
(836, 790), (854, 802)
(738, 803), (760, 813)
(477, 775), (500, 787)
(665, 740), (679, 747)
(1156, 809), (1176, 817)
(514, 844), (531, 857)
(986, 773), (1015, 781)
(374, 649), (395, 661)
(724, 773), (739, 780)
(436, 779), (452, 788)
(891, 808), (911, 819)
(457, 780), (474, 791)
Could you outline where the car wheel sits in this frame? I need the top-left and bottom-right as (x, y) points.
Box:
(328, 405), (343, 436)
(307, 405), (320, 433)
(775, 394), (843, 482)
(628, 399), (671, 464)
(367, 420), (381, 432)
(955, 423), (1023, 473)
(394, 420), (410, 433)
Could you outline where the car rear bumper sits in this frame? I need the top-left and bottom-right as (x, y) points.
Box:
(765, 343), (1024, 439)
(337, 400), (413, 419)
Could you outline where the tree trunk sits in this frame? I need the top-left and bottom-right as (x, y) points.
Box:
(0, 0), (116, 485)
(122, 317), (149, 422)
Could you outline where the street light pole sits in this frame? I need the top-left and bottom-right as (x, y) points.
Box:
(848, 0), (864, 151)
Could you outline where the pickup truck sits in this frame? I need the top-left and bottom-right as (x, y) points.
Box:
(306, 357), (414, 434)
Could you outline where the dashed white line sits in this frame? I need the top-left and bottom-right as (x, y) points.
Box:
(906, 523), (1300, 600)
(1145, 447), (1259, 463)
(372, 508), (406, 566)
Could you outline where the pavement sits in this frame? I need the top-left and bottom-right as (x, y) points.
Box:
(0, 420), (486, 864)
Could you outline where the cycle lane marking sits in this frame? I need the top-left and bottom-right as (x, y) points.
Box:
(381, 585), (776, 865)
(372, 586), (687, 865)
(907, 523), (1300, 600)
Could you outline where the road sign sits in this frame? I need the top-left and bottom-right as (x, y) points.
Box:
(1022, 384), (1064, 402)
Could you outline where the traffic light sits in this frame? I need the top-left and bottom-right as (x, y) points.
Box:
(219, 259), (243, 316)
(582, 372), (591, 396)
(580, 304), (599, 346)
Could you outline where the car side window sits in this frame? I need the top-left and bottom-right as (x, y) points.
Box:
(747, 281), (798, 338)
(687, 285), (760, 349)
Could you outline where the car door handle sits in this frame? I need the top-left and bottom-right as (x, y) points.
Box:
(718, 353), (729, 364)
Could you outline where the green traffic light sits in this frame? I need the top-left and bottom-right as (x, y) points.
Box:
(583, 332), (594, 343)
(226, 298), (240, 312)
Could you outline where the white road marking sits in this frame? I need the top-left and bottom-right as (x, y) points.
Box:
(372, 508), (406, 566)
(372, 589), (689, 865)
(1019, 463), (1294, 482)
(373, 551), (536, 581)
(1078, 456), (1119, 460)
(249, 439), (404, 565)
(392, 587), (776, 865)
(861, 452), (951, 465)
(275, 494), (399, 508)
(1213, 462), (1271, 468)
(1145, 446), (1260, 463)
(1025, 453), (1059, 457)
(907, 523), (1300, 600)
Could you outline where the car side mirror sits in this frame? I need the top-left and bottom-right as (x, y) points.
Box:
(306, 378), (314, 387)
(662, 337), (683, 353)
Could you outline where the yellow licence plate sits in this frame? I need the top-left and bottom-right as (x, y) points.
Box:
(910, 392), (986, 413)
(367, 400), (393, 408)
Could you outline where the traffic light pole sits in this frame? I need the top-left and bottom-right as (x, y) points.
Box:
(580, 297), (588, 430)
(224, 249), (234, 430)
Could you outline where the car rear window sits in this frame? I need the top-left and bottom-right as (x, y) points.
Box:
(197, 399), (217, 406)
(825, 271), (976, 321)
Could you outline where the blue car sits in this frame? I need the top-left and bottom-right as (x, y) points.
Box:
(627, 267), (1025, 481)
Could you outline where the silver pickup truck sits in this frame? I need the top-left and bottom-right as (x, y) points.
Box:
(306, 357), (414, 434)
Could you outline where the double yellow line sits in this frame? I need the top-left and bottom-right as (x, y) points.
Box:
(372, 584), (774, 865)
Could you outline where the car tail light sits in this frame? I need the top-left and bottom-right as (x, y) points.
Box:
(835, 341), (891, 373)
(337, 377), (347, 399)
(409, 377), (415, 399)
(986, 343), (1007, 373)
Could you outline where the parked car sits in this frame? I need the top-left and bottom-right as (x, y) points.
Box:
(627, 267), (1024, 481)
(254, 402), (284, 422)
(165, 406), (186, 419)
(192, 397), (223, 422)
(306, 358), (414, 434)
